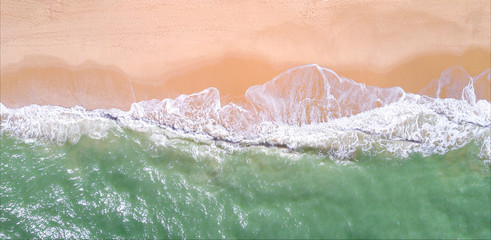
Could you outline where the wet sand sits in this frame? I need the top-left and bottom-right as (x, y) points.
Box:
(1, 0), (490, 109)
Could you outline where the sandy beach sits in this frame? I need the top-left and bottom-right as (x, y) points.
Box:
(2, 2), (491, 238)
(1, 0), (490, 109)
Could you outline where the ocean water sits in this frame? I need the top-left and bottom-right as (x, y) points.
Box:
(1, 65), (490, 238)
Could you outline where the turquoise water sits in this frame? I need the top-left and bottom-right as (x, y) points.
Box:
(1, 130), (489, 239)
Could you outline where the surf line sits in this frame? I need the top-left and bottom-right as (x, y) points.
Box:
(100, 111), (425, 151)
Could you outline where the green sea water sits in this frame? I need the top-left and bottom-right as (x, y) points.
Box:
(1, 130), (490, 239)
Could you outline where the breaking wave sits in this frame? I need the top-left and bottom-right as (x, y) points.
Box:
(1, 64), (490, 163)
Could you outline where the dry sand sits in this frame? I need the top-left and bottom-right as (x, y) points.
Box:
(1, 0), (490, 109)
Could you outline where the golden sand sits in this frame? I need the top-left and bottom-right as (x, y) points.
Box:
(1, 0), (490, 109)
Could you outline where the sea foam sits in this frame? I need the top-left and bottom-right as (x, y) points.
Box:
(1, 65), (490, 163)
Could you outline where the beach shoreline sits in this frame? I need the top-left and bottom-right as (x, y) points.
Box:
(1, 48), (489, 110)
(1, 0), (490, 109)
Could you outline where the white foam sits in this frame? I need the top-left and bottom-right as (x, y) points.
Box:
(256, 98), (489, 160)
(1, 66), (489, 163)
(420, 66), (491, 104)
(0, 104), (121, 145)
(245, 64), (405, 125)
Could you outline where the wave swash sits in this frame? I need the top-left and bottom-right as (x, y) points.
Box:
(1, 64), (490, 165)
